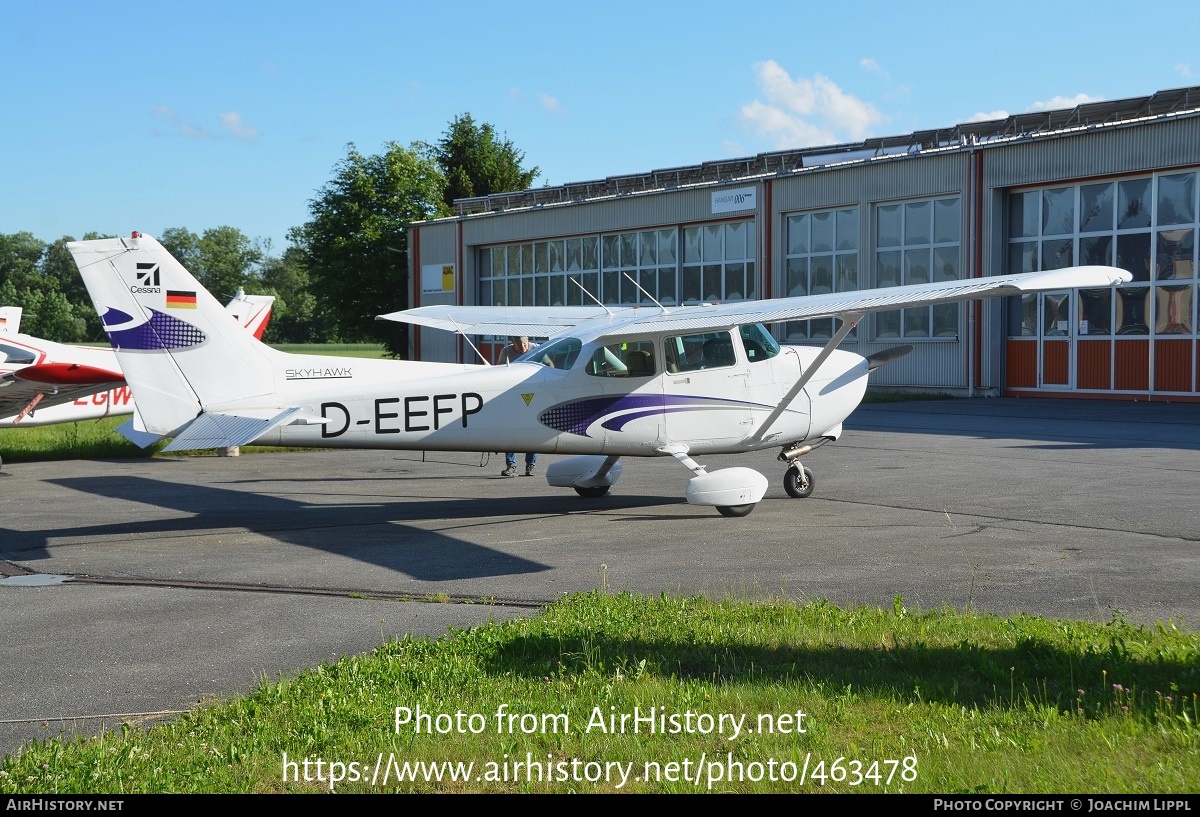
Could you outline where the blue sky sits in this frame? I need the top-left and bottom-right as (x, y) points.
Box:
(3, 1), (1197, 256)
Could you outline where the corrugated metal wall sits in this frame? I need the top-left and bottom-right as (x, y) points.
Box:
(460, 186), (721, 246)
(984, 118), (1200, 187)
(409, 222), (459, 362)
(409, 114), (1200, 395)
(771, 153), (971, 389)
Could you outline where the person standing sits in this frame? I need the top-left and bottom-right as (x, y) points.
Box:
(497, 335), (539, 477)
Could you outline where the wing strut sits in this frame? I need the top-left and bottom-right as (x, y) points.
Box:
(743, 312), (863, 447)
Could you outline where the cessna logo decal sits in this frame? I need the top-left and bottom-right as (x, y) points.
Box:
(132, 262), (162, 294)
(136, 263), (160, 286)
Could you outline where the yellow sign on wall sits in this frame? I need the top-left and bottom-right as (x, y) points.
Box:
(421, 262), (456, 294)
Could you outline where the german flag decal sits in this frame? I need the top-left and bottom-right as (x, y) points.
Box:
(165, 290), (197, 309)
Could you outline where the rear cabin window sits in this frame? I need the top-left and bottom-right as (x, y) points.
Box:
(585, 340), (657, 378)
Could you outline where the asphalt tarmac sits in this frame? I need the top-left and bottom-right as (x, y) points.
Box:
(2, 397), (1197, 758)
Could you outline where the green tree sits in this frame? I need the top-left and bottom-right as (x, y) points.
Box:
(295, 142), (449, 356)
(257, 244), (325, 344)
(0, 232), (46, 292)
(158, 227), (202, 276)
(428, 113), (540, 210)
(160, 226), (263, 300)
(0, 232), (92, 342)
(42, 235), (107, 341)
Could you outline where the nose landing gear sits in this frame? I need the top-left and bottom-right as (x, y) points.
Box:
(783, 464), (815, 498)
(779, 439), (826, 499)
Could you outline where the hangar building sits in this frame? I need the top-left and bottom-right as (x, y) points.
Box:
(406, 85), (1200, 401)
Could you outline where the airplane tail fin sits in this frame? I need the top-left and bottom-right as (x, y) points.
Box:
(224, 290), (275, 339)
(0, 307), (21, 334)
(68, 233), (281, 438)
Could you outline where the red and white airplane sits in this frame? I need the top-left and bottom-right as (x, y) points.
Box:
(68, 232), (1130, 517)
(0, 290), (274, 432)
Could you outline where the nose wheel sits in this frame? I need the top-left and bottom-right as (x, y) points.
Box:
(783, 464), (815, 498)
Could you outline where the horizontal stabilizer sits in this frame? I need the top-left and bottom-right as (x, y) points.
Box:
(161, 407), (304, 452)
(116, 418), (162, 449)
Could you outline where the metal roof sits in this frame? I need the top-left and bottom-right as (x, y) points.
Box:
(437, 84), (1200, 221)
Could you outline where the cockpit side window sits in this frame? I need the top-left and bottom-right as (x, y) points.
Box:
(663, 331), (735, 372)
(585, 340), (656, 378)
(739, 323), (780, 363)
(0, 343), (36, 365)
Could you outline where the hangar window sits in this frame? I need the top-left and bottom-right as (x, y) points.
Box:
(875, 197), (961, 340)
(1007, 171), (1197, 348)
(601, 229), (679, 306)
(784, 207), (859, 341)
(680, 220), (756, 305)
(479, 236), (600, 309)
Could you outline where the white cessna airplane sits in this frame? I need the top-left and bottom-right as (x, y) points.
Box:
(68, 233), (1130, 517)
(0, 290), (274, 431)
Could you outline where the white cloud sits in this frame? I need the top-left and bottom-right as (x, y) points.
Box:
(1027, 93), (1104, 112)
(859, 57), (890, 82)
(539, 93), (561, 113)
(147, 106), (260, 142)
(219, 112), (261, 142)
(968, 110), (1009, 123)
(1175, 63), (1193, 78)
(149, 106), (215, 140)
(737, 60), (885, 149)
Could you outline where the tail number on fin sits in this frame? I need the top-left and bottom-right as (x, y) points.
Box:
(321, 393), (484, 438)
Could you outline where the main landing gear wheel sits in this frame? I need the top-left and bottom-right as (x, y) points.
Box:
(716, 503), (755, 518)
(574, 485), (611, 498)
(783, 465), (815, 499)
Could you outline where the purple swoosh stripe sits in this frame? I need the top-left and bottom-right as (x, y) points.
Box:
(539, 394), (760, 437)
(103, 308), (207, 351)
(100, 307), (134, 326)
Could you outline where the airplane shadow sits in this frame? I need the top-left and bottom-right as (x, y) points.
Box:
(479, 631), (1194, 715)
(849, 399), (1200, 452)
(0, 475), (672, 582)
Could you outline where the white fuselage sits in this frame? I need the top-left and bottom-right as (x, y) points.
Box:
(245, 339), (870, 457)
(0, 337), (127, 427)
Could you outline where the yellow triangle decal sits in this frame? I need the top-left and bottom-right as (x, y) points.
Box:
(521, 393), (534, 406)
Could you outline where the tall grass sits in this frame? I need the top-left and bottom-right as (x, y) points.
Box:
(2, 592), (1196, 793)
(0, 417), (157, 464)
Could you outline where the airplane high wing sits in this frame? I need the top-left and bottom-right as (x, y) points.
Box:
(381, 266), (1123, 340)
(68, 232), (1131, 516)
(0, 290), (274, 430)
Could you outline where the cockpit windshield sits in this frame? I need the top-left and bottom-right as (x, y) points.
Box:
(740, 323), (780, 363)
(516, 336), (582, 369)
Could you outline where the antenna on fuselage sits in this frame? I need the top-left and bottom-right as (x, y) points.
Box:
(622, 272), (670, 315)
(570, 277), (613, 317)
(448, 315), (491, 365)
